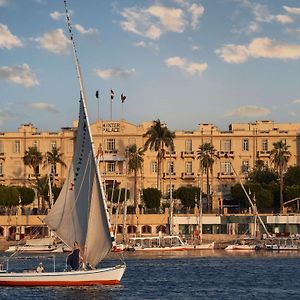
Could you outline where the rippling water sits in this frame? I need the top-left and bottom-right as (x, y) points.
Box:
(0, 251), (300, 299)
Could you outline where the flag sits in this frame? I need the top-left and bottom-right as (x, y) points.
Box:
(111, 89), (115, 100)
(95, 90), (99, 99)
(121, 93), (126, 103)
(96, 143), (104, 160)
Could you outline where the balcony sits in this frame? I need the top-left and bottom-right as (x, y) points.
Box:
(163, 172), (176, 179)
(105, 149), (118, 154)
(181, 151), (195, 159)
(164, 151), (177, 159)
(217, 172), (235, 179)
(257, 150), (270, 158)
(217, 151), (234, 158)
(181, 172), (195, 179)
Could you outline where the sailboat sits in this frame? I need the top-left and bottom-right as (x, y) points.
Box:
(0, 0), (125, 286)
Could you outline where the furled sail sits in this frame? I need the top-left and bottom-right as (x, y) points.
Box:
(44, 95), (112, 267)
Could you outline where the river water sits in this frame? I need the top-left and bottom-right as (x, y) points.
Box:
(0, 250), (299, 299)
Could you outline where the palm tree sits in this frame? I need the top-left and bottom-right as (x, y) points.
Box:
(44, 147), (66, 181)
(23, 146), (43, 209)
(143, 119), (175, 191)
(127, 144), (144, 208)
(196, 143), (217, 212)
(270, 140), (291, 213)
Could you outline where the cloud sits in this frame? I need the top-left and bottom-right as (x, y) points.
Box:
(74, 24), (98, 35)
(94, 68), (136, 80)
(50, 11), (65, 21)
(0, 0), (8, 6)
(34, 29), (71, 54)
(283, 6), (300, 16)
(189, 4), (204, 29)
(292, 99), (300, 104)
(0, 24), (23, 49)
(120, 3), (204, 40)
(28, 102), (58, 113)
(132, 40), (159, 53)
(0, 64), (39, 87)
(165, 56), (207, 76)
(0, 109), (17, 125)
(226, 105), (271, 117)
(216, 37), (300, 63)
(275, 14), (294, 24)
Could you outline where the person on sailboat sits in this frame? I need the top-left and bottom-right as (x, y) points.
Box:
(67, 241), (81, 271)
(36, 262), (45, 273)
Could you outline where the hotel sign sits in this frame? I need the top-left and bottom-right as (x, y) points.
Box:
(103, 122), (120, 132)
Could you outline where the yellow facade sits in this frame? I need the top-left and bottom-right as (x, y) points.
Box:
(0, 120), (299, 210)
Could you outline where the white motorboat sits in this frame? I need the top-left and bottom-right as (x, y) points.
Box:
(127, 235), (188, 251)
(0, 0), (125, 286)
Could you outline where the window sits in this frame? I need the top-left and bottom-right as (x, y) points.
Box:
(262, 139), (268, 151)
(14, 161), (21, 176)
(185, 161), (193, 174)
(13, 140), (21, 153)
(221, 140), (231, 152)
(220, 161), (231, 174)
(50, 141), (57, 150)
(167, 161), (174, 174)
(0, 162), (3, 176)
(242, 139), (249, 151)
(150, 161), (157, 173)
(0, 140), (3, 153)
(242, 160), (249, 174)
(33, 140), (39, 150)
(166, 184), (175, 195)
(106, 139), (115, 152)
(106, 162), (115, 173)
(185, 139), (192, 153)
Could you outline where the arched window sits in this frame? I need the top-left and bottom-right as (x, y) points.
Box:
(142, 225), (152, 234)
(156, 225), (167, 233)
(127, 225), (137, 234)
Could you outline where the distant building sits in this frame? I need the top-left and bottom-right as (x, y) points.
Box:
(0, 120), (300, 211)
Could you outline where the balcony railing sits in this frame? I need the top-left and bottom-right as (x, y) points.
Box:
(163, 172), (176, 179)
(217, 151), (234, 158)
(257, 150), (270, 157)
(105, 149), (118, 154)
(164, 151), (177, 158)
(217, 172), (235, 178)
(181, 151), (195, 159)
(181, 172), (195, 179)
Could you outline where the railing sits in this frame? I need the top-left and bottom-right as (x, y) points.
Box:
(217, 172), (235, 178)
(181, 172), (195, 179)
(164, 151), (177, 158)
(257, 150), (270, 157)
(163, 172), (176, 179)
(180, 151), (195, 158)
(217, 151), (234, 158)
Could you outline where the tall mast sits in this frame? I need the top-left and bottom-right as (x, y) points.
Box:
(63, 0), (116, 246)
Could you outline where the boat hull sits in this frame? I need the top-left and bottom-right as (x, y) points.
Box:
(186, 242), (215, 250)
(0, 265), (126, 286)
(225, 244), (258, 251)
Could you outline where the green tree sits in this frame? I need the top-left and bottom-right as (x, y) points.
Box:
(23, 146), (43, 209)
(0, 186), (20, 213)
(248, 160), (278, 185)
(196, 142), (217, 212)
(175, 186), (199, 209)
(15, 186), (35, 206)
(270, 140), (291, 213)
(143, 119), (175, 191)
(127, 144), (144, 208)
(44, 147), (66, 177)
(284, 166), (300, 186)
(143, 188), (161, 211)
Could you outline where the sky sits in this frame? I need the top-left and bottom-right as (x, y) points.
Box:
(0, 0), (300, 132)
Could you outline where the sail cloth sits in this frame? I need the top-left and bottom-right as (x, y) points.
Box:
(44, 96), (112, 267)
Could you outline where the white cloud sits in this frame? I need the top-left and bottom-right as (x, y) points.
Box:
(0, 109), (17, 126)
(283, 6), (300, 16)
(28, 102), (58, 113)
(216, 37), (300, 63)
(226, 105), (271, 117)
(74, 24), (98, 35)
(189, 4), (204, 29)
(0, 64), (39, 87)
(34, 29), (71, 54)
(133, 41), (159, 53)
(275, 14), (294, 24)
(94, 68), (136, 80)
(0, 24), (23, 49)
(50, 11), (65, 21)
(292, 99), (300, 104)
(120, 3), (204, 40)
(0, 0), (8, 6)
(165, 56), (207, 76)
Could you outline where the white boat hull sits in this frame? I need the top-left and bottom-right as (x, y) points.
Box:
(225, 244), (258, 251)
(5, 245), (58, 253)
(0, 265), (126, 286)
(133, 245), (187, 251)
(186, 242), (215, 250)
